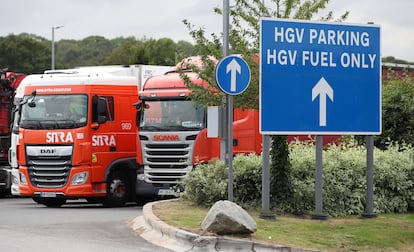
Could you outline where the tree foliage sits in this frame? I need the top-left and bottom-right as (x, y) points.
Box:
(0, 33), (50, 73)
(0, 34), (199, 74)
(376, 77), (414, 149)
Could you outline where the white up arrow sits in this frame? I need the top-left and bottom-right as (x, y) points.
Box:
(226, 59), (241, 92)
(312, 77), (334, 127)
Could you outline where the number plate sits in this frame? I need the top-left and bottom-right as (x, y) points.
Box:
(40, 192), (57, 198)
(157, 189), (175, 196)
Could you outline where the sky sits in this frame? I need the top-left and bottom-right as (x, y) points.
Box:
(1, 0), (413, 62)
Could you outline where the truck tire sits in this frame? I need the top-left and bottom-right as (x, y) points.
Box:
(103, 171), (129, 207)
(40, 198), (66, 207)
(32, 197), (42, 204)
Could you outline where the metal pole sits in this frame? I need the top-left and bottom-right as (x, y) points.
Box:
(312, 135), (327, 220)
(260, 135), (275, 219)
(362, 135), (377, 218)
(51, 26), (63, 70)
(51, 27), (55, 70)
(221, 0), (229, 162)
(227, 95), (233, 201)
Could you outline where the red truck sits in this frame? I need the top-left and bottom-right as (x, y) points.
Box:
(0, 69), (25, 196)
(17, 69), (141, 207)
(135, 59), (262, 197)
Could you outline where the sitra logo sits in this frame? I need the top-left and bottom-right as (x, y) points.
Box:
(46, 132), (74, 143)
(92, 135), (116, 146)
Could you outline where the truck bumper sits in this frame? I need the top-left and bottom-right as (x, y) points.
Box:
(135, 177), (184, 197)
(18, 167), (106, 198)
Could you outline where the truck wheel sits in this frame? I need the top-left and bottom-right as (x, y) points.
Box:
(32, 197), (42, 204)
(103, 171), (129, 207)
(40, 198), (66, 208)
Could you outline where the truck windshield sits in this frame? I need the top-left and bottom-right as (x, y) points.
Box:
(20, 94), (87, 129)
(140, 100), (206, 131)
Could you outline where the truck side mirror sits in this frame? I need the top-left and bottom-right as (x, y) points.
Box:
(133, 102), (142, 126)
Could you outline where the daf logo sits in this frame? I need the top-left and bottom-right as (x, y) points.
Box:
(40, 149), (56, 155)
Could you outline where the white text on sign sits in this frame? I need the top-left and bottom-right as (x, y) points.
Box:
(266, 26), (377, 69)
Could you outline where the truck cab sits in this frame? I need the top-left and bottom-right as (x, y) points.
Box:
(18, 71), (139, 207)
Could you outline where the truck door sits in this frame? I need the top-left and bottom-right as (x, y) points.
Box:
(90, 95), (117, 182)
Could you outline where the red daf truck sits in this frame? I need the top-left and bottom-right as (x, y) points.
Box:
(17, 69), (140, 207)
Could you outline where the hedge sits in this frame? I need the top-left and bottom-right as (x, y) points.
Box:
(182, 141), (414, 217)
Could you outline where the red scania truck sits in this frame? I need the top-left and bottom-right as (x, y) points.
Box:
(135, 58), (262, 197)
(17, 69), (140, 207)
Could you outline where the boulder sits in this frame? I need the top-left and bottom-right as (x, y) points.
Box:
(201, 200), (257, 235)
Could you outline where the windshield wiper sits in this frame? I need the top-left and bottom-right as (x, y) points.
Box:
(140, 125), (165, 131)
(39, 120), (59, 129)
(20, 120), (41, 129)
(56, 120), (76, 129)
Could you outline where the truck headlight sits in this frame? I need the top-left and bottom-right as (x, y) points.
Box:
(20, 173), (27, 185)
(137, 173), (145, 181)
(12, 174), (19, 184)
(71, 172), (88, 185)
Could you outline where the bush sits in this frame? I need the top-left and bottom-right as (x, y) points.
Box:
(233, 154), (262, 206)
(182, 141), (414, 216)
(374, 143), (414, 212)
(181, 158), (227, 206)
(182, 154), (262, 208)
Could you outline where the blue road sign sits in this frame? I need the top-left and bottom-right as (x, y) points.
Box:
(216, 55), (251, 95)
(260, 18), (381, 135)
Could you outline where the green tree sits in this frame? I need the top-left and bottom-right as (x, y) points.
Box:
(175, 40), (198, 64)
(55, 39), (82, 69)
(104, 37), (139, 65)
(134, 37), (155, 65)
(377, 77), (414, 149)
(149, 38), (176, 65)
(382, 56), (409, 64)
(183, 0), (348, 209)
(76, 36), (114, 66)
(0, 33), (50, 73)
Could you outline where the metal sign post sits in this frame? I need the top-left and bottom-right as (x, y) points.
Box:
(216, 55), (251, 201)
(260, 18), (381, 219)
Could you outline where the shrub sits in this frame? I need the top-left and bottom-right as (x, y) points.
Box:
(182, 141), (414, 216)
(233, 153), (263, 207)
(181, 158), (227, 206)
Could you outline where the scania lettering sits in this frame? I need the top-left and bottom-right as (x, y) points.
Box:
(153, 135), (180, 141)
(17, 68), (142, 207)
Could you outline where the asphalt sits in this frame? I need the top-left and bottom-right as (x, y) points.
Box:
(129, 199), (320, 252)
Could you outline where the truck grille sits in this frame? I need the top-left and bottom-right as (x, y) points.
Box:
(26, 145), (73, 188)
(141, 133), (196, 184)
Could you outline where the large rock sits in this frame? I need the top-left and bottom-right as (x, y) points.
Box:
(201, 200), (257, 235)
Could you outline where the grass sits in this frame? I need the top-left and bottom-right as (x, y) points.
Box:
(152, 199), (414, 252)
